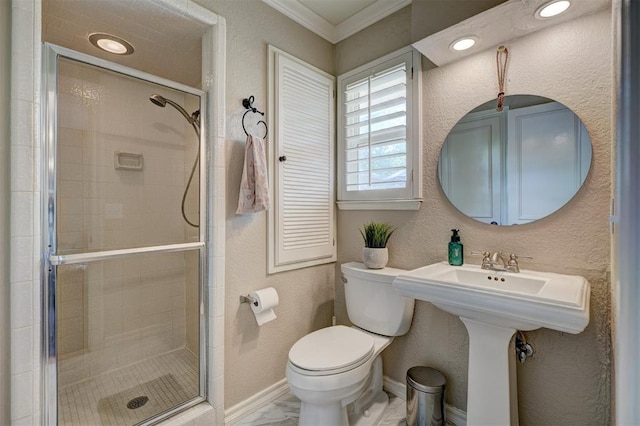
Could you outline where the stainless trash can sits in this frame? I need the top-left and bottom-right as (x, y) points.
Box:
(406, 367), (446, 426)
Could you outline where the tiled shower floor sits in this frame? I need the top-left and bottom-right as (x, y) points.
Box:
(59, 348), (199, 426)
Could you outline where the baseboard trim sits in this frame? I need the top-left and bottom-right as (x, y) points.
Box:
(223, 378), (290, 425)
(383, 375), (467, 426)
(382, 375), (406, 399)
(223, 375), (467, 426)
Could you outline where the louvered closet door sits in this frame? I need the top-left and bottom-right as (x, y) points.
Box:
(274, 52), (335, 268)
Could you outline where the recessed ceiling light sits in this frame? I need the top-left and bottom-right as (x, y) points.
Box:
(450, 37), (477, 52)
(88, 33), (134, 55)
(536, 1), (571, 19)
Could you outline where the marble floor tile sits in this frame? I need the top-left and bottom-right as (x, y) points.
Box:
(379, 394), (407, 426)
(231, 391), (407, 426)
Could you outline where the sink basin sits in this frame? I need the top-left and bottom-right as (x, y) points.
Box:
(392, 262), (590, 425)
(431, 266), (547, 294)
(392, 262), (590, 333)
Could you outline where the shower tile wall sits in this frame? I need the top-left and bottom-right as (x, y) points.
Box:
(55, 58), (200, 389)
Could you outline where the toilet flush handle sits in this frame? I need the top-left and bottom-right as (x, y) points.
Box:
(341, 274), (347, 283)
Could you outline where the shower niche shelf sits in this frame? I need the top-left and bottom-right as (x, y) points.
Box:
(114, 151), (144, 171)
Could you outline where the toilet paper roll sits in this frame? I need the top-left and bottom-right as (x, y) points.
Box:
(250, 287), (279, 326)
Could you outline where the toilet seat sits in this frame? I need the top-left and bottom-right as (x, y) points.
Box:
(288, 326), (374, 376)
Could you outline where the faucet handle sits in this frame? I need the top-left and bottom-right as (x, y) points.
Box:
(481, 251), (492, 269)
(508, 253), (533, 262)
(471, 251), (493, 269)
(484, 252), (495, 269)
(506, 253), (532, 273)
(470, 250), (492, 258)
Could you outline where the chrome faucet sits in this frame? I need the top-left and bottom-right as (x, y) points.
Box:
(481, 251), (529, 273)
(481, 251), (506, 271)
(491, 251), (507, 268)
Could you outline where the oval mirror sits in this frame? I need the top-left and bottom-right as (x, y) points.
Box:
(438, 95), (592, 226)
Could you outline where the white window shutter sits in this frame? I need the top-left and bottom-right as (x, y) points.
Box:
(268, 47), (336, 273)
(344, 63), (408, 192)
(337, 47), (422, 210)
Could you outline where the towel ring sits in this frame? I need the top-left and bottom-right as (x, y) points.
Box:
(242, 96), (268, 139)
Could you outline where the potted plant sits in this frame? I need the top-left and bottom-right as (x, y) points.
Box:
(360, 221), (395, 269)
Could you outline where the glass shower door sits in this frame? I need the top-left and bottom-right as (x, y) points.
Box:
(44, 45), (207, 426)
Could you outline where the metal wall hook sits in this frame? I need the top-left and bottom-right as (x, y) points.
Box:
(256, 120), (268, 138)
(242, 96), (262, 113)
(242, 96), (268, 138)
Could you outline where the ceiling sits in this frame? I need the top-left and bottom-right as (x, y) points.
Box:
(42, 0), (601, 85)
(300, 0), (379, 25)
(262, 0), (411, 44)
(42, 0), (207, 88)
(42, 0), (410, 86)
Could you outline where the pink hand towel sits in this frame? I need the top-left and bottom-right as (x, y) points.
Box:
(237, 134), (270, 214)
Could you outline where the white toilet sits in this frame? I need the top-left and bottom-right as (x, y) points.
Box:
(286, 262), (415, 426)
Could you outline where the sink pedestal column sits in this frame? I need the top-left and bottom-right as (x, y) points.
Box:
(460, 318), (519, 426)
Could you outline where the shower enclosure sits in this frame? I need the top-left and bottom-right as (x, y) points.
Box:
(43, 44), (208, 425)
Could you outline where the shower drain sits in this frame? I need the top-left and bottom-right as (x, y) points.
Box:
(127, 396), (149, 410)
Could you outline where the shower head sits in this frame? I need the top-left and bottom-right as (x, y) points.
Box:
(149, 93), (199, 132)
(149, 94), (167, 107)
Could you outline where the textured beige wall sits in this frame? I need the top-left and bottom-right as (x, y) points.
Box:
(0, 1), (10, 423)
(335, 6), (411, 75)
(194, 0), (336, 409)
(337, 10), (613, 425)
(333, 5), (413, 330)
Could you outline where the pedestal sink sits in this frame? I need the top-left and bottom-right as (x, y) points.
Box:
(392, 262), (590, 425)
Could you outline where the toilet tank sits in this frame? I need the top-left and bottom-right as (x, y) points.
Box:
(341, 262), (415, 336)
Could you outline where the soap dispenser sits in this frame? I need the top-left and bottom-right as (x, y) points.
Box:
(448, 229), (463, 266)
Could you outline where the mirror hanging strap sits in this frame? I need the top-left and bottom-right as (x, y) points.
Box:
(496, 45), (509, 112)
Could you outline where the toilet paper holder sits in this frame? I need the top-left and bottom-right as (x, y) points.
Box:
(239, 295), (258, 306)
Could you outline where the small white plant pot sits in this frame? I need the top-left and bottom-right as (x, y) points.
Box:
(362, 247), (388, 269)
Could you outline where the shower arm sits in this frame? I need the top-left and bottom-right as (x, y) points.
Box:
(163, 98), (201, 137)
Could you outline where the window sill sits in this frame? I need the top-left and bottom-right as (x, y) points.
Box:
(337, 199), (422, 211)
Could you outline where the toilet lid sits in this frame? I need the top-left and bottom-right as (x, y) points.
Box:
(288, 326), (374, 373)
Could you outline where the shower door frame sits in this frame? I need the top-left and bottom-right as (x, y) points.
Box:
(42, 43), (209, 426)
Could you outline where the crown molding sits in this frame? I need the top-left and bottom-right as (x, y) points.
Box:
(262, 0), (411, 44)
(334, 0), (411, 42)
(262, 0), (335, 42)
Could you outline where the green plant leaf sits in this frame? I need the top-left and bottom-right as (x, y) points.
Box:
(360, 221), (396, 248)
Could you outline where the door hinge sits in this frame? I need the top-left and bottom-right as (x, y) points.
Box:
(411, 66), (414, 80)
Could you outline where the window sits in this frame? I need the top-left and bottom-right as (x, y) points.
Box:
(267, 46), (336, 273)
(337, 47), (422, 210)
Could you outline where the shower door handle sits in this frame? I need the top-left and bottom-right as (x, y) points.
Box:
(48, 241), (205, 266)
